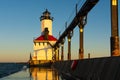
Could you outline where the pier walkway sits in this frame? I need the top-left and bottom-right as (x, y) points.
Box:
(53, 56), (120, 80)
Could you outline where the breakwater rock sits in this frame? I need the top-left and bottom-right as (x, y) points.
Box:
(53, 56), (120, 80)
(0, 63), (27, 78)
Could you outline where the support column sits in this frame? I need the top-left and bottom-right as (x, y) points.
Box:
(78, 16), (87, 59)
(61, 44), (64, 61)
(54, 48), (57, 61)
(111, 0), (119, 56)
(67, 31), (73, 60)
(52, 48), (54, 61)
(61, 38), (65, 61)
(88, 53), (90, 59)
(57, 47), (59, 61)
(67, 33), (71, 60)
(53, 47), (60, 61)
(55, 47), (59, 61)
(79, 26), (84, 59)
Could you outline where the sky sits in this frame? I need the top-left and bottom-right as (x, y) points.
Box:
(0, 0), (120, 62)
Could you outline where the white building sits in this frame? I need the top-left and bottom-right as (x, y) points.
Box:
(32, 9), (57, 62)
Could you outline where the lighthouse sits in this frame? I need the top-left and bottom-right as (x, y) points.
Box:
(31, 9), (57, 65)
(40, 9), (53, 35)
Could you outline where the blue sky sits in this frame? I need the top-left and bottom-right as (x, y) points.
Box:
(0, 0), (119, 62)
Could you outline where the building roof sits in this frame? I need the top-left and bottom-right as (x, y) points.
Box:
(34, 35), (57, 42)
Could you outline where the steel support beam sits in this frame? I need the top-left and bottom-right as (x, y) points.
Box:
(61, 44), (64, 61)
(79, 26), (84, 59)
(61, 38), (65, 61)
(68, 39), (71, 60)
(78, 16), (87, 59)
(55, 47), (59, 61)
(57, 47), (59, 60)
(53, 0), (99, 48)
(54, 49), (57, 61)
(67, 31), (72, 60)
(111, 0), (119, 56)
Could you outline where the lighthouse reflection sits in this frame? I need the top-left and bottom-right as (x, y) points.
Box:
(29, 67), (60, 80)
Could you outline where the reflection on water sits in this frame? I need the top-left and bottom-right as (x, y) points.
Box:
(29, 67), (60, 80)
(1, 67), (61, 80)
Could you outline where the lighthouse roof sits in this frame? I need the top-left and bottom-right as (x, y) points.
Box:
(40, 9), (53, 21)
(43, 9), (51, 15)
(34, 35), (57, 42)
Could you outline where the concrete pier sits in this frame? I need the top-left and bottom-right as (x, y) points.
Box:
(53, 57), (120, 80)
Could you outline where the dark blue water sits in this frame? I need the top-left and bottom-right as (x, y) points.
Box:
(0, 63), (62, 80)
(0, 63), (26, 78)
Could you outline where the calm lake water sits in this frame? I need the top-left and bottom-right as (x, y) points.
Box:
(1, 67), (62, 80)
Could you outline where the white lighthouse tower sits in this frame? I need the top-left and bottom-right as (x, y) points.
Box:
(32, 9), (57, 65)
(40, 9), (53, 35)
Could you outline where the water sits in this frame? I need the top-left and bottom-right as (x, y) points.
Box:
(1, 67), (62, 80)
(0, 63), (26, 78)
